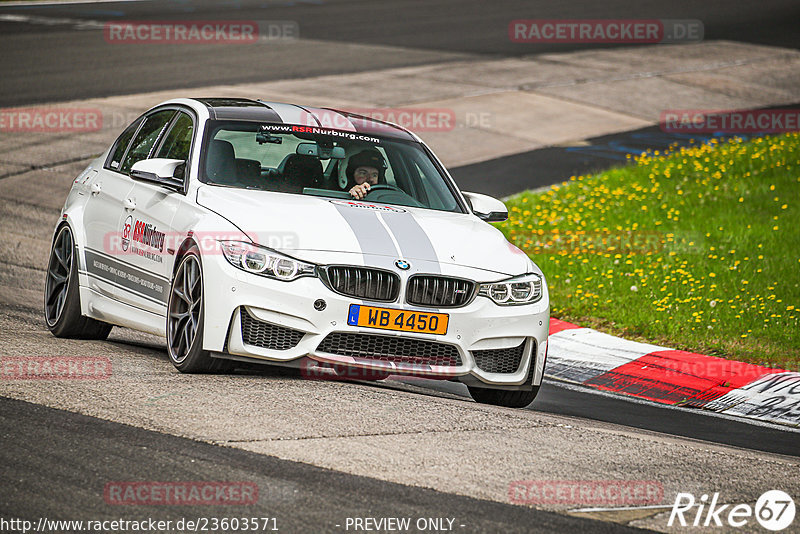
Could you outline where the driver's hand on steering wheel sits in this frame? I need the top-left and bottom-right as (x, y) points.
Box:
(349, 183), (371, 199)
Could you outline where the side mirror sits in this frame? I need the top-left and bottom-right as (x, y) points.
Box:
(462, 191), (508, 222)
(130, 158), (185, 191)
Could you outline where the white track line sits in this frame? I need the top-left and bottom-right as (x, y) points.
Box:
(0, 0), (142, 7)
(568, 504), (675, 513)
(0, 13), (104, 28)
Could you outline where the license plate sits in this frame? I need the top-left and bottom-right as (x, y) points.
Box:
(347, 304), (449, 335)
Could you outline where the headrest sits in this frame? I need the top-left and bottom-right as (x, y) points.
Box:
(207, 139), (237, 183)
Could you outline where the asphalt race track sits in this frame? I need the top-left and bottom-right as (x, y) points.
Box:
(1, 0), (799, 106)
(1, 397), (645, 534)
(1, 1), (799, 533)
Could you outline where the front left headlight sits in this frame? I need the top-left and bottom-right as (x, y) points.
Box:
(478, 273), (543, 305)
(219, 240), (316, 281)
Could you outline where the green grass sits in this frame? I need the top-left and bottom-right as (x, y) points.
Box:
(498, 133), (800, 368)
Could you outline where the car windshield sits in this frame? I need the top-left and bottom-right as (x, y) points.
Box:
(200, 120), (464, 213)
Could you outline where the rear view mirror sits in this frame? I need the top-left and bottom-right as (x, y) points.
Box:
(463, 191), (508, 222)
(296, 143), (318, 157)
(296, 144), (345, 160)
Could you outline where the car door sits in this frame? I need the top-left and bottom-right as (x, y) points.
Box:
(83, 108), (177, 310)
(117, 109), (195, 314)
(81, 116), (142, 302)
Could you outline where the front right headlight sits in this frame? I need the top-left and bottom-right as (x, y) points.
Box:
(478, 273), (543, 305)
(218, 240), (316, 281)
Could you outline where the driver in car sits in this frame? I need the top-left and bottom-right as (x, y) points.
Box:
(346, 149), (386, 200)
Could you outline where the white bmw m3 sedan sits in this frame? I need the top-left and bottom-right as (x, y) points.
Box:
(45, 98), (550, 407)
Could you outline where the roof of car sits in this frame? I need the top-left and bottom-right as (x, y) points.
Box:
(194, 98), (417, 141)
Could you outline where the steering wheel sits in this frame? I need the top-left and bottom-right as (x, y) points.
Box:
(363, 184), (422, 207)
(365, 184), (403, 194)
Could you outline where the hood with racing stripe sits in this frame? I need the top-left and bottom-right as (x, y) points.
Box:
(197, 186), (533, 278)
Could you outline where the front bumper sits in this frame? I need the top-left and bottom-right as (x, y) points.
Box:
(201, 255), (549, 389)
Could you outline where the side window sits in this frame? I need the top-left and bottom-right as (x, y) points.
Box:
(156, 112), (194, 162)
(119, 110), (176, 174)
(107, 118), (142, 171)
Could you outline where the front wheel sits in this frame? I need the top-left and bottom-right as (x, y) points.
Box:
(167, 248), (232, 373)
(468, 385), (540, 408)
(44, 225), (112, 339)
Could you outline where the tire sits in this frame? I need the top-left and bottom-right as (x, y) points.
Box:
(44, 225), (112, 340)
(468, 385), (540, 408)
(167, 247), (233, 373)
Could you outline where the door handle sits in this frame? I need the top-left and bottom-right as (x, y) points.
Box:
(90, 182), (102, 196)
(124, 198), (136, 211)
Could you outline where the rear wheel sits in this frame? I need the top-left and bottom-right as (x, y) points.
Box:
(167, 248), (232, 373)
(44, 225), (112, 339)
(468, 385), (540, 408)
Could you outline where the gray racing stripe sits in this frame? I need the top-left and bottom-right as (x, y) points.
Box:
(263, 102), (311, 125)
(379, 210), (440, 274)
(332, 203), (399, 269)
(333, 204), (446, 312)
(305, 106), (357, 131)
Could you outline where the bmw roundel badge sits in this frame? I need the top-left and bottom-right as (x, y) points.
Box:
(395, 259), (410, 270)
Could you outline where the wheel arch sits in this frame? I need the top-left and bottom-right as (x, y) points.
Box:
(172, 237), (201, 278)
(50, 218), (71, 243)
(50, 217), (88, 275)
(53, 208), (94, 272)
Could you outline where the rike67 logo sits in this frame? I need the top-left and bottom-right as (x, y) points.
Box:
(669, 490), (795, 531)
